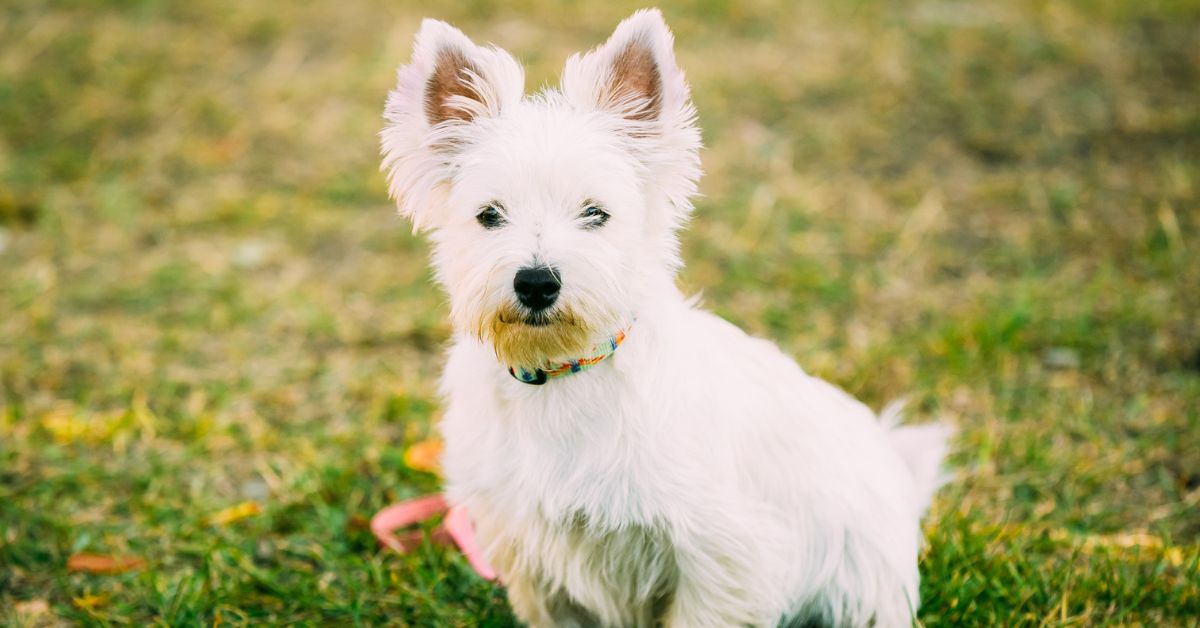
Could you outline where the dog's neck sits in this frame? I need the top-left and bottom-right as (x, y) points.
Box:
(506, 323), (631, 385)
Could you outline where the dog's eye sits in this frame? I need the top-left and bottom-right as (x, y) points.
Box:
(476, 203), (507, 230)
(579, 203), (610, 229)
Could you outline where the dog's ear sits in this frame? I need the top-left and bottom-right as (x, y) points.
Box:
(561, 9), (694, 133)
(561, 9), (701, 223)
(381, 19), (524, 230)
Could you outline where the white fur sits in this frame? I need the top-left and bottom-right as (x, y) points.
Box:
(381, 9), (952, 627)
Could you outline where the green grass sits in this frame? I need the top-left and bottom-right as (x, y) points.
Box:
(2, 0), (1198, 625)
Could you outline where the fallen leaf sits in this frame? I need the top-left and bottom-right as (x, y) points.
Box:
(73, 594), (107, 609)
(40, 402), (132, 445)
(67, 553), (145, 574)
(40, 403), (87, 444)
(1089, 531), (1163, 550)
(208, 501), (262, 526)
(404, 438), (443, 475)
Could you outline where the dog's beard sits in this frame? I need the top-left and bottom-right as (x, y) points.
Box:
(477, 304), (594, 368)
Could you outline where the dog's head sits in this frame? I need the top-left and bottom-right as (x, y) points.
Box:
(381, 9), (699, 368)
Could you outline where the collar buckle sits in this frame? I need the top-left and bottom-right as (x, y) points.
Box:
(509, 367), (548, 385)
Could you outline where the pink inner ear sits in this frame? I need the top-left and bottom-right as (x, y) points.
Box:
(609, 38), (662, 122)
(425, 48), (480, 124)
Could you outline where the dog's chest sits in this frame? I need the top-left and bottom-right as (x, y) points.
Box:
(441, 348), (688, 621)
(487, 378), (672, 521)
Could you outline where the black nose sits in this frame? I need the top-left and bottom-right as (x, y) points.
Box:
(513, 266), (561, 312)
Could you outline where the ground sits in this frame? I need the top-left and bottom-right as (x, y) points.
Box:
(1, 0), (1198, 625)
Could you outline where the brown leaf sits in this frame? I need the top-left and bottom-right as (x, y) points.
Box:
(67, 553), (145, 574)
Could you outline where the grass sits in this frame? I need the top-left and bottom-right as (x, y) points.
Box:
(1, 0), (1198, 625)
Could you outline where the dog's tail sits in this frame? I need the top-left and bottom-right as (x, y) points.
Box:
(880, 399), (954, 516)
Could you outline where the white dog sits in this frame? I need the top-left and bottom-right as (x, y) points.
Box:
(380, 9), (952, 627)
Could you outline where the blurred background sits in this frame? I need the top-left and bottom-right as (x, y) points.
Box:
(1, 0), (1197, 624)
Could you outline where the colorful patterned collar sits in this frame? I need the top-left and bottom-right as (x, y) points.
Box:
(508, 328), (629, 385)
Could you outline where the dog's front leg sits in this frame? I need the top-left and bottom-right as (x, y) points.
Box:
(505, 573), (557, 628)
(507, 574), (601, 628)
(662, 558), (768, 627)
(661, 507), (790, 628)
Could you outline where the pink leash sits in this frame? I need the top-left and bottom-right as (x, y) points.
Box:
(370, 494), (498, 581)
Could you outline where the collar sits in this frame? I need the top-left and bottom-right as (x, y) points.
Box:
(508, 327), (629, 385)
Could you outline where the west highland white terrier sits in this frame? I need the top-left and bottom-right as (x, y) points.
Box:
(380, 9), (952, 627)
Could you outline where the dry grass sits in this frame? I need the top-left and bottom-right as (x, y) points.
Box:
(1, 0), (1198, 624)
